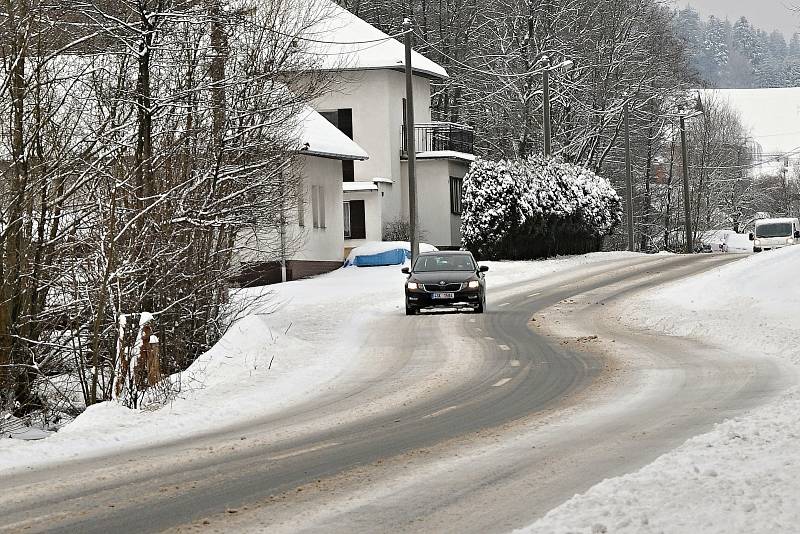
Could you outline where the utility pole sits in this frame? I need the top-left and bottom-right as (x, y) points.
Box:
(623, 99), (634, 251)
(680, 114), (693, 254)
(279, 173), (288, 283)
(403, 18), (419, 264)
(542, 55), (552, 157)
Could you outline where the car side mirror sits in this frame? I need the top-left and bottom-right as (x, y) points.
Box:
(479, 265), (489, 273)
(401, 267), (410, 274)
(748, 232), (754, 241)
(795, 230), (800, 239)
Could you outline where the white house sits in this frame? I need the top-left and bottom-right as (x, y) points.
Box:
(237, 2), (476, 284)
(234, 105), (369, 285)
(306, 3), (476, 252)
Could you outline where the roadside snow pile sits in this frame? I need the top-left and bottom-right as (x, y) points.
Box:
(0, 266), (407, 473)
(724, 232), (754, 253)
(461, 156), (622, 260)
(522, 246), (800, 533)
(344, 241), (437, 267)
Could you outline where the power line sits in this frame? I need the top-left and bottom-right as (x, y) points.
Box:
(413, 30), (565, 80)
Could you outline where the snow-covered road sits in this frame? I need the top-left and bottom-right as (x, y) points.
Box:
(1, 252), (791, 534)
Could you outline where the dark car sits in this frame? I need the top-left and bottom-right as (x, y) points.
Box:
(402, 251), (488, 315)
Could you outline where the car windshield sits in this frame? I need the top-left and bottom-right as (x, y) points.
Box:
(414, 254), (475, 272)
(756, 223), (792, 238)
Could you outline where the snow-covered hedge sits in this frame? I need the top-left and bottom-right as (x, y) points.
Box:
(461, 156), (622, 259)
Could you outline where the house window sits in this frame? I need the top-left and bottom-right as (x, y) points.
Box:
(320, 109), (353, 139)
(450, 176), (463, 215)
(342, 160), (354, 182)
(312, 185), (326, 228)
(343, 201), (351, 238)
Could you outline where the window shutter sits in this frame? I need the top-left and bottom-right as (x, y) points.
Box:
(312, 185), (319, 228)
(319, 185), (326, 228)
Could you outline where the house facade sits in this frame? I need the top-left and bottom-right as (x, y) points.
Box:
(237, 2), (476, 284)
(309, 2), (476, 254)
(234, 106), (369, 285)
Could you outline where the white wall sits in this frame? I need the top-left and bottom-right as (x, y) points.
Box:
(313, 69), (432, 225)
(343, 190), (383, 248)
(399, 158), (470, 248)
(295, 156), (345, 261)
(234, 155), (345, 266)
(449, 161), (468, 247)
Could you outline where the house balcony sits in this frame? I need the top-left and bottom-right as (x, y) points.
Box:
(401, 122), (474, 156)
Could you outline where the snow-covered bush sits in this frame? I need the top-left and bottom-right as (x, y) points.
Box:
(462, 156), (622, 259)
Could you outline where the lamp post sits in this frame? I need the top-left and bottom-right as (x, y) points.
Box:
(539, 56), (573, 157)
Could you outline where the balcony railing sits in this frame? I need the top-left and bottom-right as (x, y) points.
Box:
(401, 121), (474, 155)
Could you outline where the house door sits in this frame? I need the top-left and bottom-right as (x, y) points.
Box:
(344, 200), (366, 239)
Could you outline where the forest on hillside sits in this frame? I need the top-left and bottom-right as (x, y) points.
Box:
(674, 7), (800, 88)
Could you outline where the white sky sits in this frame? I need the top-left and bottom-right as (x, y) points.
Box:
(676, 0), (800, 37)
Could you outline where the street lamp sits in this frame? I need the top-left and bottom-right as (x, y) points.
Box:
(678, 94), (704, 254)
(538, 55), (573, 157)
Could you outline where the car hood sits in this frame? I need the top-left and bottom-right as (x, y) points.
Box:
(411, 271), (477, 284)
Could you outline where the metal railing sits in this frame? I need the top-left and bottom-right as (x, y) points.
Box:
(401, 121), (474, 155)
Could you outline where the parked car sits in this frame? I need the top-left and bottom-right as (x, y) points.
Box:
(749, 217), (800, 252)
(402, 251), (487, 315)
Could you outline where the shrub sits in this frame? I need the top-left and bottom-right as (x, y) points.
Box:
(462, 156), (622, 259)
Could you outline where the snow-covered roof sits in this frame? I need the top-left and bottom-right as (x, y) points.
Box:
(755, 217), (799, 224)
(700, 88), (800, 156)
(304, 2), (448, 80)
(372, 177), (394, 184)
(298, 105), (369, 160)
(343, 181), (378, 192)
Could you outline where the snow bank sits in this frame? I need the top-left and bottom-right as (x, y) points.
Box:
(522, 246), (800, 533)
(0, 266), (408, 472)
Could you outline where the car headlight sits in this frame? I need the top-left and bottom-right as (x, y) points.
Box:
(788, 238), (795, 245)
(407, 282), (418, 290)
(467, 280), (480, 288)
(754, 239), (761, 246)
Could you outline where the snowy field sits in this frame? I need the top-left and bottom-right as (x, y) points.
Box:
(523, 245), (800, 533)
(0, 250), (638, 475)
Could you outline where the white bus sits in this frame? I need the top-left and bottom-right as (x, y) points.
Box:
(749, 217), (800, 252)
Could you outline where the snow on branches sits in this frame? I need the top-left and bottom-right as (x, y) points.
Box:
(462, 156), (622, 259)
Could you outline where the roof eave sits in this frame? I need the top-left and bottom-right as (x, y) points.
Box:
(299, 149), (369, 161)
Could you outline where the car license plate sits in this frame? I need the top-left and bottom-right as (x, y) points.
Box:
(432, 292), (455, 299)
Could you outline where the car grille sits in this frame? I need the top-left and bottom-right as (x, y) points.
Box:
(423, 283), (463, 292)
